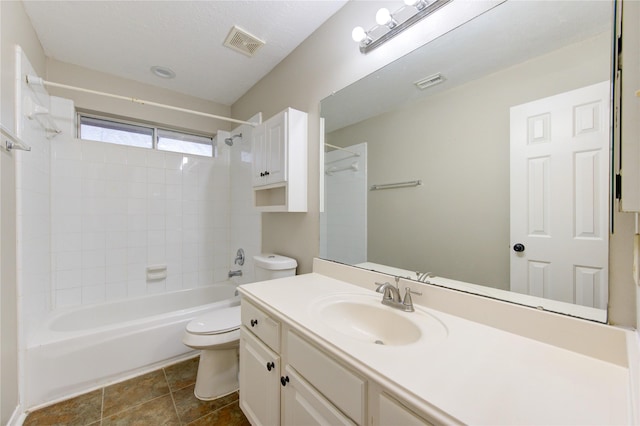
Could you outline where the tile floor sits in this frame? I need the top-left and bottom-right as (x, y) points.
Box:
(23, 356), (250, 426)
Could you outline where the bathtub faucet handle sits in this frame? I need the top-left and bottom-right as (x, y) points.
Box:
(234, 248), (245, 266)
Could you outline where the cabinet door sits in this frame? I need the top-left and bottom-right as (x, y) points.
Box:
(282, 366), (355, 426)
(251, 123), (267, 186)
(620, 0), (640, 211)
(378, 392), (433, 426)
(239, 328), (280, 426)
(265, 110), (287, 184)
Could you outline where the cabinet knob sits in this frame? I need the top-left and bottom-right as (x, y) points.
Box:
(266, 361), (275, 371)
(250, 319), (258, 327)
(264, 171), (270, 176)
(260, 172), (264, 177)
(280, 376), (290, 387)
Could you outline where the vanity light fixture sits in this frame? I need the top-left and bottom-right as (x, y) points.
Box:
(352, 0), (452, 54)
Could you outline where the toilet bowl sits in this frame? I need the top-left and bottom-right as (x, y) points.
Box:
(182, 304), (241, 400)
(182, 253), (297, 400)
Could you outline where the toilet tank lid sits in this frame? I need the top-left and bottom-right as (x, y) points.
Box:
(253, 254), (297, 270)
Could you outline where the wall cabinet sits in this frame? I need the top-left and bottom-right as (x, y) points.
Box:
(239, 299), (434, 426)
(619, 0), (640, 211)
(251, 107), (307, 212)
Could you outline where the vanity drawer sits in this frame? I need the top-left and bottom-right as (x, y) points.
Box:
(241, 300), (280, 351)
(286, 330), (366, 425)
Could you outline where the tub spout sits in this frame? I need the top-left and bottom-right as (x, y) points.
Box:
(228, 269), (242, 278)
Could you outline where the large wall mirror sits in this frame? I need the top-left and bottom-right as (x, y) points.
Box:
(320, 0), (614, 322)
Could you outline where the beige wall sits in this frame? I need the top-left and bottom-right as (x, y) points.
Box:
(46, 59), (232, 136)
(327, 33), (610, 291)
(233, 3), (636, 327)
(231, 0), (500, 275)
(0, 1), (47, 422)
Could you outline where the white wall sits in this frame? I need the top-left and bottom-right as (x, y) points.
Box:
(46, 59), (231, 136)
(232, 1), (636, 327)
(0, 1), (47, 422)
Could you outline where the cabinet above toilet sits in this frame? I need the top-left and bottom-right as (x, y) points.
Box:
(251, 107), (308, 212)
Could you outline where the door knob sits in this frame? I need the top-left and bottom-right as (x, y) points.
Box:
(513, 243), (525, 252)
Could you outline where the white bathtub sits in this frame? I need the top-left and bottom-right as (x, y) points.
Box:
(25, 283), (239, 409)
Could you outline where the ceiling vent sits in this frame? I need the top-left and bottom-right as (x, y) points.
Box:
(414, 73), (445, 90)
(224, 26), (265, 57)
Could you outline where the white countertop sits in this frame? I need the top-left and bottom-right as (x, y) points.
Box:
(240, 272), (633, 425)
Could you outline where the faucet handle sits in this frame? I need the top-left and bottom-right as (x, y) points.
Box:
(402, 287), (423, 311)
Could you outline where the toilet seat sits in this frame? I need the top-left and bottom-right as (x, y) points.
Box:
(186, 305), (240, 335)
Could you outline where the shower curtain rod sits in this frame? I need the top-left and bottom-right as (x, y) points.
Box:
(324, 143), (360, 156)
(25, 75), (257, 127)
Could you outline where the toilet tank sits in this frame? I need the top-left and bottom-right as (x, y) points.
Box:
(253, 254), (297, 281)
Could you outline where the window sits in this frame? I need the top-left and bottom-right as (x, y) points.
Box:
(157, 128), (213, 157)
(78, 114), (215, 157)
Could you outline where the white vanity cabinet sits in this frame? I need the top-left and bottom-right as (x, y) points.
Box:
(239, 329), (281, 426)
(239, 300), (282, 426)
(251, 107), (307, 212)
(373, 390), (434, 426)
(239, 298), (438, 426)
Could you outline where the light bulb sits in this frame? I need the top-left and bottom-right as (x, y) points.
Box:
(405, 0), (427, 10)
(352, 26), (367, 43)
(375, 8), (392, 25)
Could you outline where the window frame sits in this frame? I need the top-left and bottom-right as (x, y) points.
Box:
(76, 111), (216, 157)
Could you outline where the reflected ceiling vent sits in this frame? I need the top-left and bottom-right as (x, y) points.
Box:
(224, 26), (265, 57)
(414, 73), (445, 90)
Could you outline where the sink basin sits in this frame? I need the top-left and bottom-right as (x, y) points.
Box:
(319, 300), (422, 346)
(312, 294), (447, 346)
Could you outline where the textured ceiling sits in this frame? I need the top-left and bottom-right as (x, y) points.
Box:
(23, 0), (347, 106)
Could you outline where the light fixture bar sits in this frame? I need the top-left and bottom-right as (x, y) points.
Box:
(360, 0), (453, 54)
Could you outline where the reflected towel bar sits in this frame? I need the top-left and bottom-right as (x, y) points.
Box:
(326, 161), (359, 175)
(370, 180), (422, 191)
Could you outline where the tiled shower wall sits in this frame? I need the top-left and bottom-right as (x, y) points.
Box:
(16, 48), (53, 347)
(228, 119), (262, 285)
(50, 137), (230, 308)
(18, 79), (259, 348)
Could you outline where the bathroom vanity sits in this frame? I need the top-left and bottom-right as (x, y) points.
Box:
(238, 259), (638, 425)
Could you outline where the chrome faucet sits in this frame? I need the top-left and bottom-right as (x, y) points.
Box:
(374, 277), (422, 312)
(416, 271), (435, 283)
(228, 269), (243, 278)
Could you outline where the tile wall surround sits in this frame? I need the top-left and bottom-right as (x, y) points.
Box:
(321, 142), (367, 265)
(50, 135), (230, 308)
(16, 50), (54, 348)
(228, 120), (262, 286)
(17, 92), (261, 346)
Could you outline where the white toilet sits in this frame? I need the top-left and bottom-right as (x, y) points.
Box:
(182, 253), (297, 400)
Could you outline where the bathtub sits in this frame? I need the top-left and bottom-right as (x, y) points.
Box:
(25, 283), (239, 409)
